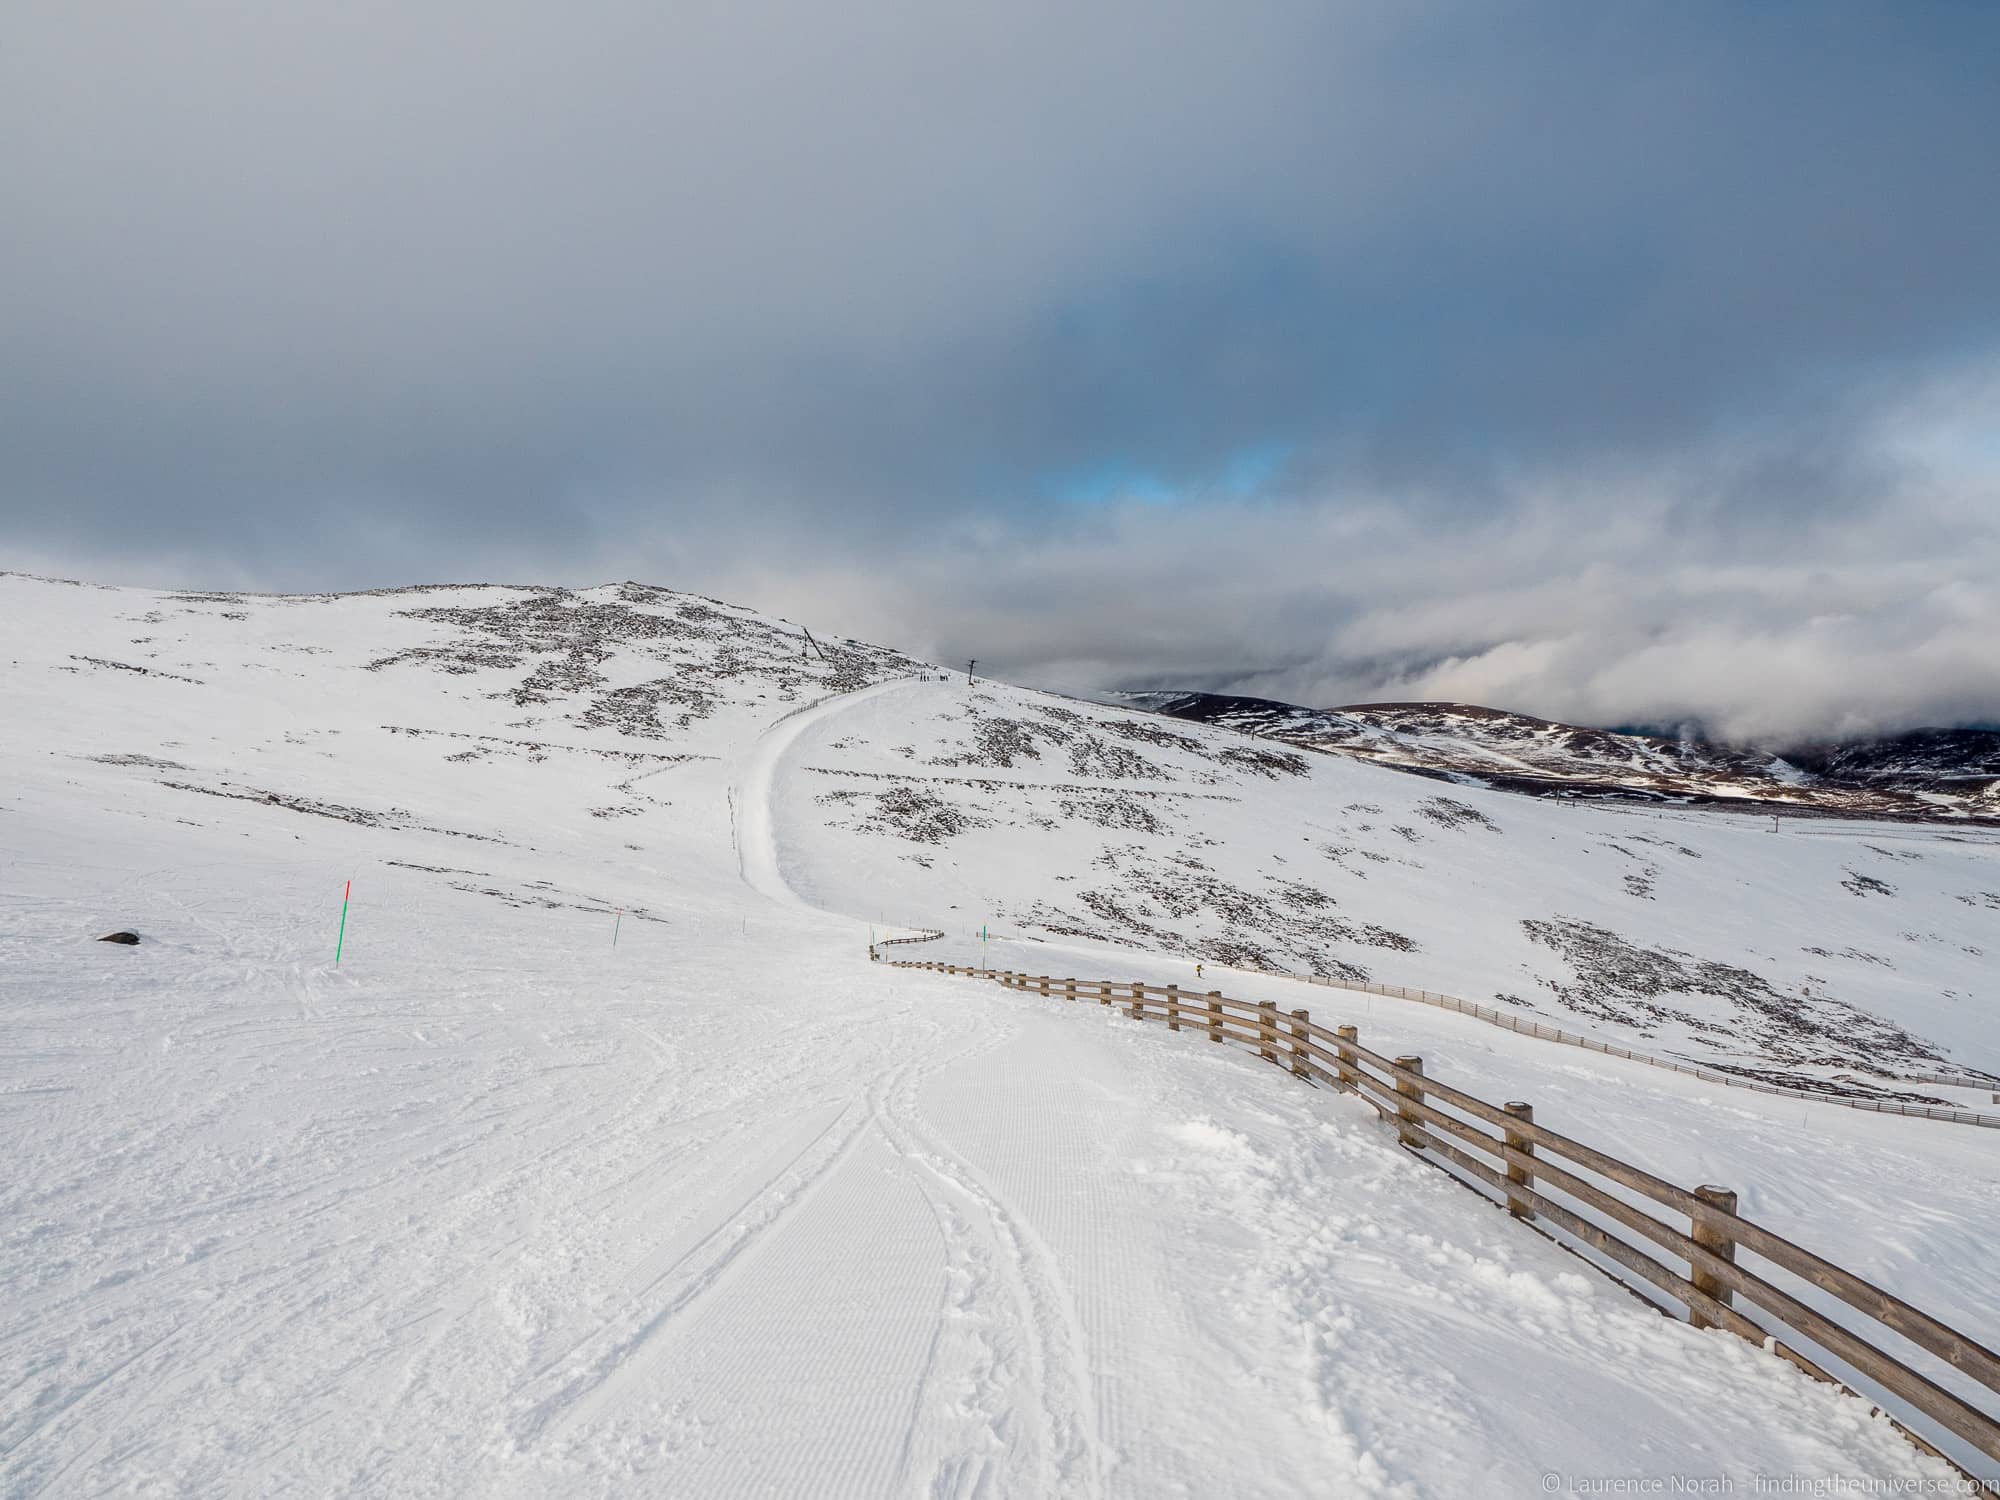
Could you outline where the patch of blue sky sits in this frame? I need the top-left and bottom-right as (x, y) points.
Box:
(1048, 461), (1178, 507)
(1046, 441), (1293, 508)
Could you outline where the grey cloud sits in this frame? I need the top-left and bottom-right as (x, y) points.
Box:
(691, 425), (2000, 746)
(4, 2), (1998, 740)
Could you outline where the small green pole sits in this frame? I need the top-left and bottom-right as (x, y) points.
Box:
(335, 879), (351, 964)
(613, 909), (622, 946)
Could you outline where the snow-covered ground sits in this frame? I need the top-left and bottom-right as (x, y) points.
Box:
(2, 572), (1994, 1494)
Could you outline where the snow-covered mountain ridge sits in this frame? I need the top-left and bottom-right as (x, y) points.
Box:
(1127, 691), (2000, 823)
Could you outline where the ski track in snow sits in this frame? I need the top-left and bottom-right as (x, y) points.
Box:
(872, 1029), (1105, 1500)
(0, 574), (1991, 1494)
(733, 676), (918, 910)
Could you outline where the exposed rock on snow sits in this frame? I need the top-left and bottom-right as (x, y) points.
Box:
(1518, 917), (1948, 1081)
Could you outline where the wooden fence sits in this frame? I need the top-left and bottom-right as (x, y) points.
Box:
(874, 927), (945, 953)
(873, 948), (2000, 1474)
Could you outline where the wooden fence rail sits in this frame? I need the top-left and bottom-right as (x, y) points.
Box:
(873, 949), (2000, 1474)
(873, 928), (945, 953)
(1238, 966), (2000, 1128)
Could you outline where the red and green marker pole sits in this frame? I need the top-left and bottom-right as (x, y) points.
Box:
(335, 879), (352, 964)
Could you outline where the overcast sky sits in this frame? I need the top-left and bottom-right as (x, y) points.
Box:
(5, 2), (1998, 743)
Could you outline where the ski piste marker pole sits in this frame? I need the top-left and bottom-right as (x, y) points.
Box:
(335, 879), (351, 964)
(614, 908), (623, 946)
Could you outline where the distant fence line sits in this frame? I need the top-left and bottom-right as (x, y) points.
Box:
(874, 940), (2000, 1477)
(1234, 964), (2000, 1129)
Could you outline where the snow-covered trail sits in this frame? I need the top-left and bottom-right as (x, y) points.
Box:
(731, 675), (916, 916)
(3, 797), (1073, 1496)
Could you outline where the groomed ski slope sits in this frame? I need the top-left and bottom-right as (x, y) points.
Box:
(0, 574), (1989, 1495)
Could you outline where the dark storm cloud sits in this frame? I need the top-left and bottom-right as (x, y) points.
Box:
(4, 2), (1998, 739)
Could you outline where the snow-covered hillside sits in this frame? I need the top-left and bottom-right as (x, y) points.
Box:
(3, 571), (1996, 1493)
(774, 678), (2000, 1101)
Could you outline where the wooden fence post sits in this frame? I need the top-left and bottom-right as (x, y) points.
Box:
(1289, 1010), (1311, 1080)
(1394, 1056), (1425, 1148)
(1503, 1102), (1535, 1220)
(1039, 975), (1050, 998)
(1064, 978), (1076, 1003)
(1099, 980), (1112, 1007)
(1334, 1025), (1358, 1091)
(1257, 1001), (1278, 1062)
(1166, 984), (1181, 1031)
(1690, 1185), (1738, 1331)
(1207, 990), (1223, 1042)
(1129, 983), (1144, 1020)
